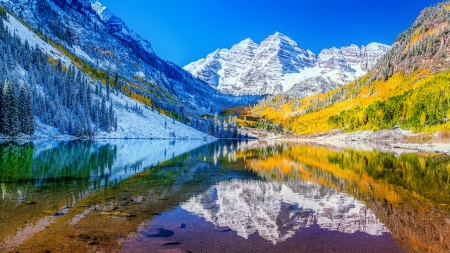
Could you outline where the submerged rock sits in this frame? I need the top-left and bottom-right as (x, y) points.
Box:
(144, 228), (174, 238)
(162, 242), (182, 246)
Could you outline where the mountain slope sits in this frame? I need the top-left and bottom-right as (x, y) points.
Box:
(0, 0), (259, 138)
(250, 1), (450, 135)
(0, 12), (211, 139)
(372, 1), (450, 80)
(2, 0), (257, 112)
(184, 32), (389, 96)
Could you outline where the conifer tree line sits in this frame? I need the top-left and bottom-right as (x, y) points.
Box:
(0, 80), (34, 136)
(188, 114), (242, 138)
(0, 18), (116, 138)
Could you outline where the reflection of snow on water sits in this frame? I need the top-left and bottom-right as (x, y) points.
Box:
(181, 179), (389, 244)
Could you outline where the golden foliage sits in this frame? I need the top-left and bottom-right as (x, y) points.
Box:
(244, 145), (401, 204)
(252, 68), (450, 134)
(242, 144), (450, 208)
(408, 23), (446, 47)
(130, 92), (152, 107)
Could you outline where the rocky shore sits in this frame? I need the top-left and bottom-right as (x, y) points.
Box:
(240, 126), (450, 155)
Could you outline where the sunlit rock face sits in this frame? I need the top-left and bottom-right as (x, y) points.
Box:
(184, 32), (389, 96)
(181, 179), (388, 244)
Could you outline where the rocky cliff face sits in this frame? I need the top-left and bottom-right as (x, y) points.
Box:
(184, 32), (389, 96)
(317, 43), (389, 75)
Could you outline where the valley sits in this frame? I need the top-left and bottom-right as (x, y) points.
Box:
(1, 1), (450, 252)
(0, 0), (449, 144)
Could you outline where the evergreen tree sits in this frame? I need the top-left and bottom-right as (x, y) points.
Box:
(108, 102), (114, 132)
(1, 80), (11, 135)
(0, 80), (4, 134)
(8, 80), (19, 136)
(0, 15), (122, 138)
(19, 83), (34, 135)
(106, 74), (110, 101)
(114, 72), (119, 86)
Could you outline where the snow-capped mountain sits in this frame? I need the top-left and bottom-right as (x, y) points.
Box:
(182, 179), (388, 244)
(184, 32), (390, 96)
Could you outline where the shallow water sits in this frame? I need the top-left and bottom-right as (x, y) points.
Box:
(1, 140), (449, 252)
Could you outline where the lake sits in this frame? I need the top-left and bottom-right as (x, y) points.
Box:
(1, 139), (449, 253)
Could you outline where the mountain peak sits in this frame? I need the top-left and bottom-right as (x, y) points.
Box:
(89, 0), (153, 54)
(233, 38), (259, 50)
(272, 31), (285, 37)
(272, 31), (283, 37)
(365, 42), (390, 50)
(268, 31), (296, 43)
(240, 38), (256, 44)
(91, 1), (112, 21)
(239, 37), (257, 44)
(184, 33), (389, 96)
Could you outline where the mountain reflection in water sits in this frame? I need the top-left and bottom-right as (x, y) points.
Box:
(1, 140), (449, 252)
(182, 179), (388, 244)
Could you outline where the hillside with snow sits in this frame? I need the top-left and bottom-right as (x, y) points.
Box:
(0, 0), (259, 139)
(184, 32), (390, 96)
(0, 10), (210, 139)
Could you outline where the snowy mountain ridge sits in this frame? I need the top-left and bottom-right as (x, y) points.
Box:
(184, 32), (390, 96)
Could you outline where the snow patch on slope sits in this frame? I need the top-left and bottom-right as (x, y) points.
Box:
(73, 45), (95, 64)
(2, 14), (72, 67)
(99, 89), (211, 139)
(33, 86), (212, 139)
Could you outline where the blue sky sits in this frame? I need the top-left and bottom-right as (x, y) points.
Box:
(99, 0), (442, 67)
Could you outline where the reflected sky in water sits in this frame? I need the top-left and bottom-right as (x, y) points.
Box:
(1, 140), (449, 252)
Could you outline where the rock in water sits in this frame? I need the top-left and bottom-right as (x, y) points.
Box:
(146, 228), (174, 238)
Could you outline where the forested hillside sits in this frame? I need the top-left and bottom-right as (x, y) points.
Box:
(0, 13), (115, 137)
(251, 1), (450, 135)
(0, 0), (258, 139)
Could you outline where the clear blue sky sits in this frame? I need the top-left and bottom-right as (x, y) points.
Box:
(99, 0), (442, 67)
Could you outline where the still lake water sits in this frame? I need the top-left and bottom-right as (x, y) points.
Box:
(1, 140), (450, 253)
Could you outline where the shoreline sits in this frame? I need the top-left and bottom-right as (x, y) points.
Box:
(240, 126), (450, 155)
(2, 127), (450, 156)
